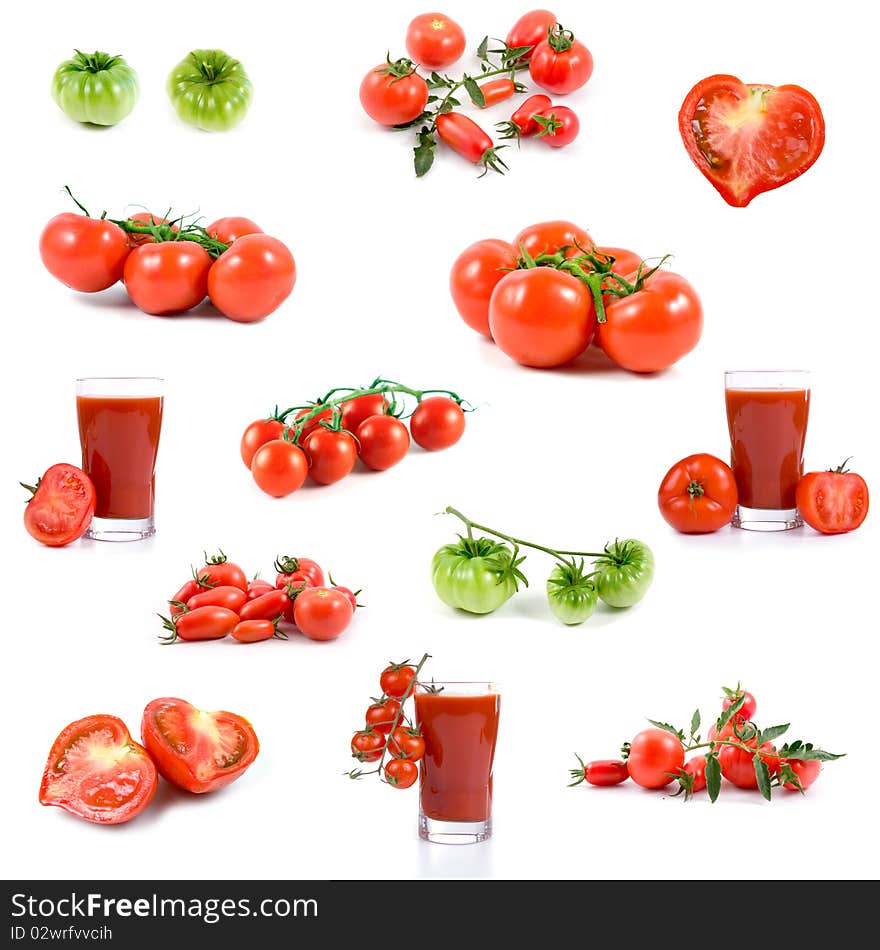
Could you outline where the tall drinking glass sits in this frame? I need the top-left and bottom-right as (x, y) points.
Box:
(414, 682), (500, 845)
(724, 370), (810, 531)
(76, 378), (164, 541)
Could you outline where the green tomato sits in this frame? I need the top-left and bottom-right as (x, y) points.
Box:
(592, 539), (655, 608)
(167, 49), (253, 131)
(51, 50), (139, 126)
(431, 537), (526, 615)
(546, 562), (597, 625)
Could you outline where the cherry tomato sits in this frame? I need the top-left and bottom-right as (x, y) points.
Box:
(505, 10), (557, 61)
(366, 699), (402, 735)
(796, 463), (870, 535)
(123, 241), (211, 315)
(722, 689), (757, 723)
(579, 759), (630, 786)
(232, 619), (279, 643)
(170, 579), (200, 616)
(172, 606), (239, 641)
(505, 94), (552, 136)
(719, 739), (779, 788)
(239, 588), (290, 622)
(40, 213), (130, 292)
(535, 105), (579, 147)
(513, 220), (594, 259)
(782, 759), (822, 791)
(275, 557), (324, 589)
(410, 397), (466, 450)
(240, 418), (286, 468)
(529, 24), (593, 95)
(340, 393), (390, 433)
(360, 60), (429, 127)
(205, 216), (262, 244)
(247, 579), (275, 601)
(436, 113), (503, 171)
(449, 238), (518, 337)
(351, 729), (384, 763)
(303, 427), (358, 485)
(294, 404), (334, 439)
(185, 584), (247, 613)
(208, 234), (296, 323)
(626, 728), (685, 789)
(251, 439), (308, 497)
(390, 727), (426, 762)
(293, 587), (353, 641)
(198, 554), (248, 592)
(405, 13), (466, 69)
(683, 755), (707, 793)
(126, 212), (178, 247)
(384, 757), (419, 789)
(472, 78), (516, 108)
(380, 663), (417, 698)
(22, 463), (95, 547)
(489, 267), (595, 367)
(658, 453), (738, 534)
(356, 415), (411, 470)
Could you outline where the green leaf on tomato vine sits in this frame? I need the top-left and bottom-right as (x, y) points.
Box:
(414, 130), (436, 178)
(778, 741), (844, 762)
(754, 756), (772, 802)
(647, 720), (685, 743)
(463, 76), (485, 108)
(705, 754), (722, 802)
(476, 36), (489, 60)
(716, 693), (745, 732)
(690, 709), (701, 739)
(757, 724), (790, 746)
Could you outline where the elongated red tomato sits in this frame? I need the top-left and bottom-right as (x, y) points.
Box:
(22, 463), (95, 547)
(449, 238), (517, 337)
(658, 453), (738, 534)
(472, 78), (516, 108)
(506, 10), (557, 60)
(208, 234), (296, 322)
(239, 588), (290, 622)
(185, 585), (247, 613)
(172, 606), (239, 641)
(232, 619), (279, 643)
(170, 579), (200, 616)
(124, 241), (211, 315)
(40, 213), (130, 292)
(436, 113), (506, 174)
(582, 760), (629, 786)
(505, 94), (552, 136)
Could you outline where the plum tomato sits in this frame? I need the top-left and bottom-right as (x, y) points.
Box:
(578, 759), (629, 786)
(185, 584), (247, 613)
(251, 439), (308, 497)
(626, 728), (685, 789)
(529, 24), (593, 95)
(513, 220), (593, 259)
(796, 463), (869, 535)
(232, 619), (280, 643)
(435, 112), (498, 167)
(293, 588), (353, 641)
(658, 453), (738, 534)
(410, 397), (465, 451)
(303, 427), (358, 485)
(405, 12), (466, 69)
(205, 216), (262, 244)
(449, 238), (518, 337)
(360, 60), (429, 126)
(502, 94), (553, 137)
(390, 726), (426, 762)
(352, 729), (384, 763)
(379, 663), (417, 698)
(169, 606), (239, 642)
(22, 463), (95, 547)
(247, 579), (275, 601)
(238, 588), (290, 622)
(505, 10), (557, 61)
(170, 579), (200, 616)
(240, 418), (287, 468)
(123, 241), (211, 315)
(366, 699), (402, 735)
(207, 234), (296, 323)
(384, 757), (419, 789)
(40, 213), (130, 292)
(356, 415), (411, 470)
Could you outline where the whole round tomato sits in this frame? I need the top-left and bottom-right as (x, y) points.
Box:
(406, 13), (466, 69)
(340, 393), (390, 433)
(123, 241), (211, 315)
(40, 213), (130, 292)
(449, 238), (518, 337)
(658, 453), (738, 534)
(782, 758), (821, 791)
(390, 726), (426, 762)
(303, 427), (358, 485)
(293, 588), (354, 641)
(208, 234), (296, 322)
(535, 106), (579, 147)
(489, 268), (595, 367)
(126, 212), (178, 246)
(167, 49), (252, 131)
(380, 663), (417, 698)
(720, 740), (779, 789)
(52, 50), (139, 126)
(366, 699), (402, 735)
(251, 440), (308, 497)
(384, 757), (419, 789)
(683, 755), (707, 793)
(722, 689), (757, 722)
(410, 397), (465, 450)
(351, 730), (384, 763)
(546, 563), (597, 625)
(356, 415), (411, 470)
(240, 418), (286, 468)
(22, 463), (95, 547)
(529, 24), (594, 95)
(206, 216), (262, 244)
(506, 9), (557, 60)
(796, 463), (869, 535)
(514, 220), (594, 259)
(360, 60), (429, 126)
(599, 270), (703, 373)
(591, 539), (654, 608)
(432, 537), (522, 614)
(626, 729), (684, 789)
(198, 553), (248, 592)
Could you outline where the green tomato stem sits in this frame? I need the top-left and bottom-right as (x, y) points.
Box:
(428, 62), (529, 133)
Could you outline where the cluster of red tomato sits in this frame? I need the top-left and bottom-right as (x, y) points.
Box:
(40, 197), (296, 322)
(350, 661), (425, 790)
(40, 698), (258, 825)
(162, 552), (359, 644)
(241, 390), (467, 498)
(451, 219), (703, 372)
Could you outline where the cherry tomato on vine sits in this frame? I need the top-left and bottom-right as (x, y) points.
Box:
(303, 427), (358, 485)
(340, 394), (390, 433)
(170, 606), (239, 642)
(205, 216), (262, 244)
(535, 106), (579, 147)
(513, 220), (593, 259)
(170, 579), (200, 616)
(722, 688), (757, 723)
(719, 739), (779, 789)
(351, 729), (384, 763)
(123, 241), (211, 315)
(185, 585), (247, 613)
(251, 440), (308, 497)
(658, 453), (738, 534)
(782, 758), (821, 791)
(529, 23), (593, 95)
(449, 238), (518, 337)
(365, 699), (402, 735)
(293, 588), (353, 641)
(294, 404), (334, 439)
(22, 463), (95, 548)
(232, 619), (280, 643)
(240, 418), (286, 468)
(198, 554), (248, 592)
(405, 13), (466, 69)
(436, 113), (506, 173)
(410, 397), (465, 451)
(683, 755), (707, 793)
(505, 10), (557, 61)
(384, 758), (419, 789)
(380, 663), (417, 698)
(360, 59), (429, 127)
(208, 234), (296, 323)
(275, 557), (324, 589)
(390, 726), (426, 762)
(356, 415), (411, 471)
(472, 78), (517, 108)
(796, 463), (870, 535)
(595, 248), (643, 281)
(626, 728), (685, 789)
(501, 94), (552, 137)
(239, 588), (290, 622)
(40, 213), (130, 292)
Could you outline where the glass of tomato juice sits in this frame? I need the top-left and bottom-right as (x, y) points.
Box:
(724, 370), (810, 531)
(76, 377), (164, 541)
(414, 682), (500, 845)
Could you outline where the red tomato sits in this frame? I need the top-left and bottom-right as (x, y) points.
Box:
(707, 720), (738, 750)
(626, 729), (685, 789)
(599, 270), (703, 373)
(449, 238), (518, 337)
(340, 393), (390, 433)
(782, 759), (822, 791)
(185, 585), (247, 613)
(366, 699), (402, 735)
(251, 440), (308, 497)
(205, 216), (263, 244)
(232, 619), (279, 643)
(472, 78), (516, 108)
(405, 12), (466, 69)
(678, 74), (825, 208)
(39, 715), (157, 825)
(360, 60), (429, 126)
(683, 755), (707, 793)
(208, 234), (296, 323)
(582, 759), (629, 786)
(303, 427), (358, 485)
(591, 247), (644, 288)
(293, 587), (353, 641)
(379, 663), (417, 698)
(489, 267), (595, 367)
(504, 94), (553, 137)
(505, 9), (557, 60)
(294, 404), (334, 438)
(356, 415), (411, 470)
(513, 220), (594, 259)
(123, 241), (211, 315)
(198, 554), (248, 592)
(384, 758), (419, 789)
(719, 739), (779, 788)
(275, 556), (324, 589)
(170, 579), (200, 616)
(40, 213), (130, 292)
(722, 689), (757, 722)
(170, 606), (239, 642)
(658, 453), (738, 534)
(535, 105), (579, 147)
(796, 463), (869, 535)
(436, 113), (504, 172)
(239, 588), (290, 622)
(332, 584), (359, 611)
(141, 698), (259, 794)
(529, 24), (593, 95)
(126, 212), (178, 246)
(410, 397), (466, 450)
(246, 579), (275, 601)
(352, 729), (384, 763)
(22, 463), (95, 547)
(240, 418), (286, 468)
(390, 726), (426, 762)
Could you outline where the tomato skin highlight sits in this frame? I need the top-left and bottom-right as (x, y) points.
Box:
(240, 418), (286, 468)
(293, 587), (353, 641)
(449, 238), (518, 337)
(626, 728), (685, 789)
(436, 112), (493, 163)
(356, 415), (411, 471)
(208, 234), (296, 322)
(506, 10), (557, 60)
(303, 427), (358, 485)
(658, 453), (738, 534)
(205, 216), (262, 244)
(796, 468), (869, 535)
(23, 463), (95, 547)
(360, 63), (429, 126)
(583, 759), (629, 786)
(123, 241), (211, 315)
(251, 440), (308, 496)
(40, 213), (130, 293)
(410, 397), (465, 450)
(406, 13), (466, 69)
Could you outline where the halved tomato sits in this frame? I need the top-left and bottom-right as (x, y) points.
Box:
(141, 698), (259, 794)
(39, 715), (157, 824)
(678, 74), (825, 207)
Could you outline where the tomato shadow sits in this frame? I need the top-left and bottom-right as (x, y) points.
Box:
(128, 778), (211, 826)
(510, 596), (625, 629)
(477, 338), (675, 378)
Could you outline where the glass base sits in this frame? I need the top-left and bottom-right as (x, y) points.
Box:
(85, 515), (155, 542)
(731, 505), (802, 532)
(419, 813), (492, 845)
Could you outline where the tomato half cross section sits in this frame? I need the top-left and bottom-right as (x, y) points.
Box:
(679, 74), (825, 207)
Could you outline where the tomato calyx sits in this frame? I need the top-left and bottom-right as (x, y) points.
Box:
(157, 612), (182, 644)
(546, 558), (597, 596)
(376, 55), (419, 82)
(476, 144), (509, 178)
(534, 112), (564, 138)
(828, 457), (854, 474)
(191, 567), (217, 589)
(19, 477), (42, 500)
(568, 753), (588, 787)
(545, 23), (576, 54)
(686, 479), (706, 503)
(70, 49), (127, 73)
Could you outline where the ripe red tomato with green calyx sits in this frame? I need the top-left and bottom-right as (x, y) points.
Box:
(678, 75), (825, 208)
(390, 726), (426, 762)
(380, 663), (417, 698)
(472, 78), (517, 109)
(126, 212), (179, 246)
(205, 216), (262, 244)
(40, 715), (158, 825)
(294, 403), (334, 438)
(240, 417), (286, 468)
(535, 106), (579, 147)
(170, 579), (200, 616)
(529, 24), (593, 95)
(385, 757), (419, 789)
(435, 113), (507, 174)
(208, 234), (295, 322)
(303, 426), (358, 484)
(410, 397), (465, 450)
(506, 10), (557, 61)
(782, 758), (821, 791)
(626, 728), (685, 789)
(795, 461), (869, 535)
(366, 699), (402, 734)
(719, 739), (780, 789)
(251, 438), (308, 496)
(185, 584), (247, 613)
(356, 415), (411, 470)
(360, 59), (429, 127)
(340, 393), (390, 433)
(163, 605), (239, 642)
(569, 757), (629, 787)
(352, 729), (384, 763)
(499, 94), (553, 138)
(599, 269), (703, 373)
(513, 220), (594, 259)
(198, 553), (248, 592)
(683, 755), (707, 793)
(239, 588), (290, 622)
(722, 687), (757, 722)
(707, 720), (738, 750)
(658, 453), (738, 534)
(406, 13), (466, 69)
(22, 463), (95, 547)
(489, 267), (595, 368)
(232, 619), (282, 643)
(40, 213), (130, 292)
(275, 556), (324, 589)
(141, 698), (259, 794)
(293, 587), (353, 641)
(450, 238), (517, 337)
(123, 241), (211, 315)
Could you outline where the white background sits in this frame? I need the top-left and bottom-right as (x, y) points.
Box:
(1, 0), (877, 880)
